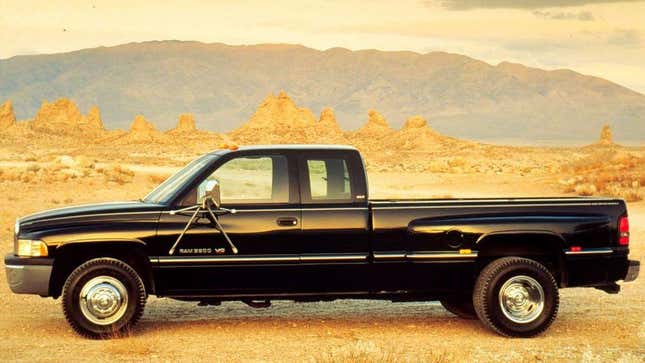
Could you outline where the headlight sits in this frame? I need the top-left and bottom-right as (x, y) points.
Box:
(14, 219), (20, 237)
(16, 239), (48, 257)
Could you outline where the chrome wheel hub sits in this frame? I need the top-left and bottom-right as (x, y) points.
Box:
(79, 276), (128, 325)
(498, 275), (544, 324)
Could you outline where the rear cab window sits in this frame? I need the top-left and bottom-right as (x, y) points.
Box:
(298, 150), (367, 205)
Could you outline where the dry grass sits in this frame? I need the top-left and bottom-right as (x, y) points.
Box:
(148, 173), (170, 184)
(313, 341), (449, 363)
(99, 164), (135, 185)
(560, 150), (644, 201)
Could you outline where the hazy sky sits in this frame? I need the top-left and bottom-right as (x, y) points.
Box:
(2, 0), (644, 93)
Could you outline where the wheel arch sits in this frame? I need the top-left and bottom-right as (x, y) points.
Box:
(475, 230), (567, 286)
(49, 239), (154, 298)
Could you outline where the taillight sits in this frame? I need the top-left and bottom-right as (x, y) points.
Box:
(618, 216), (629, 246)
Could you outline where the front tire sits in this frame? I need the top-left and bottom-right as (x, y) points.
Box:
(473, 257), (559, 337)
(62, 258), (147, 339)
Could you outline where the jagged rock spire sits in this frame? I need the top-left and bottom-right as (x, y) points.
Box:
(598, 124), (612, 145)
(174, 113), (197, 132)
(0, 100), (16, 130)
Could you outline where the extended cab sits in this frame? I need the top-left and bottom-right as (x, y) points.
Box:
(5, 145), (639, 338)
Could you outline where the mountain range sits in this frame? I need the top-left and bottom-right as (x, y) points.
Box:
(1, 40), (644, 143)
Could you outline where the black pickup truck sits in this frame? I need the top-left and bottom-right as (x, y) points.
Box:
(5, 145), (639, 338)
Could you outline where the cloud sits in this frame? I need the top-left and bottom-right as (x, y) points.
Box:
(607, 29), (642, 46)
(533, 10), (595, 20)
(438, 0), (643, 10)
(502, 28), (643, 53)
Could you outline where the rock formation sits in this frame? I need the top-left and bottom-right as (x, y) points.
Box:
(130, 115), (156, 132)
(0, 100), (16, 130)
(394, 115), (456, 150)
(347, 110), (395, 152)
(32, 98), (104, 134)
(229, 91), (317, 144)
(127, 115), (160, 141)
(317, 108), (342, 132)
(402, 115), (428, 130)
(313, 107), (349, 144)
(172, 113), (197, 132)
(33, 99), (81, 131)
(84, 106), (104, 130)
(355, 110), (393, 136)
(598, 124), (612, 145)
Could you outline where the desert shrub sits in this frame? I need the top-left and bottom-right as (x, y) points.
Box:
(563, 185), (576, 194)
(448, 157), (466, 168)
(574, 184), (596, 196)
(26, 164), (40, 173)
(621, 191), (643, 202)
(103, 165), (135, 185)
(561, 150), (644, 200)
(148, 173), (169, 184)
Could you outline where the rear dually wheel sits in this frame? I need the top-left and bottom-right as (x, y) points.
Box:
(473, 257), (559, 337)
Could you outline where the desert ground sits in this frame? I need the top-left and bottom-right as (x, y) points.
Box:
(0, 156), (643, 362)
(1, 94), (644, 361)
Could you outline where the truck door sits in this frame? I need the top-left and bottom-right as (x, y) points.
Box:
(154, 152), (303, 295)
(297, 150), (371, 293)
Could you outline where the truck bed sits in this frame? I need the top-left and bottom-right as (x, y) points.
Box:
(368, 196), (628, 288)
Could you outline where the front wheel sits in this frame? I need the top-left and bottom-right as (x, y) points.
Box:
(473, 257), (559, 337)
(62, 258), (147, 338)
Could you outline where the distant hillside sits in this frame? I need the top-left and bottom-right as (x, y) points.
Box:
(1, 41), (644, 142)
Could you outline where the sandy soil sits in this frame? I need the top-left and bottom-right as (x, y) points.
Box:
(0, 168), (643, 362)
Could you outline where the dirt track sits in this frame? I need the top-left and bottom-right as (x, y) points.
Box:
(0, 176), (643, 362)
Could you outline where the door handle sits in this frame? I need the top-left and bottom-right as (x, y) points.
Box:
(277, 217), (298, 227)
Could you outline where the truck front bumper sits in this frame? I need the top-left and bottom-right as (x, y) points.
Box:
(4, 254), (53, 297)
(624, 259), (640, 282)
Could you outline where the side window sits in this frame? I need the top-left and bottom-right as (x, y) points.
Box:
(198, 155), (289, 204)
(305, 158), (352, 202)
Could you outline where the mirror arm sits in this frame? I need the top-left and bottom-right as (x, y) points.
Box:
(168, 206), (203, 255)
(169, 205), (201, 215)
(167, 202), (238, 255)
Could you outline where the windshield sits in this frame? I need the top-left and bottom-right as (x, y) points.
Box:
(143, 154), (217, 204)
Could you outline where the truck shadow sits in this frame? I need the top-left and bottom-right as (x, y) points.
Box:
(134, 299), (486, 336)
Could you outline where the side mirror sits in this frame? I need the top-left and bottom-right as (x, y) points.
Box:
(199, 180), (221, 209)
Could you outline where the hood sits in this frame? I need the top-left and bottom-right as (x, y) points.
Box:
(19, 201), (164, 230)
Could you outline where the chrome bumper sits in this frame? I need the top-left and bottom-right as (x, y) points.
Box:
(4, 254), (53, 297)
(624, 259), (640, 282)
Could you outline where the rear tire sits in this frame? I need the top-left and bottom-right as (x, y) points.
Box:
(62, 258), (147, 339)
(473, 257), (559, 337)
(440, 295), (477, 319)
